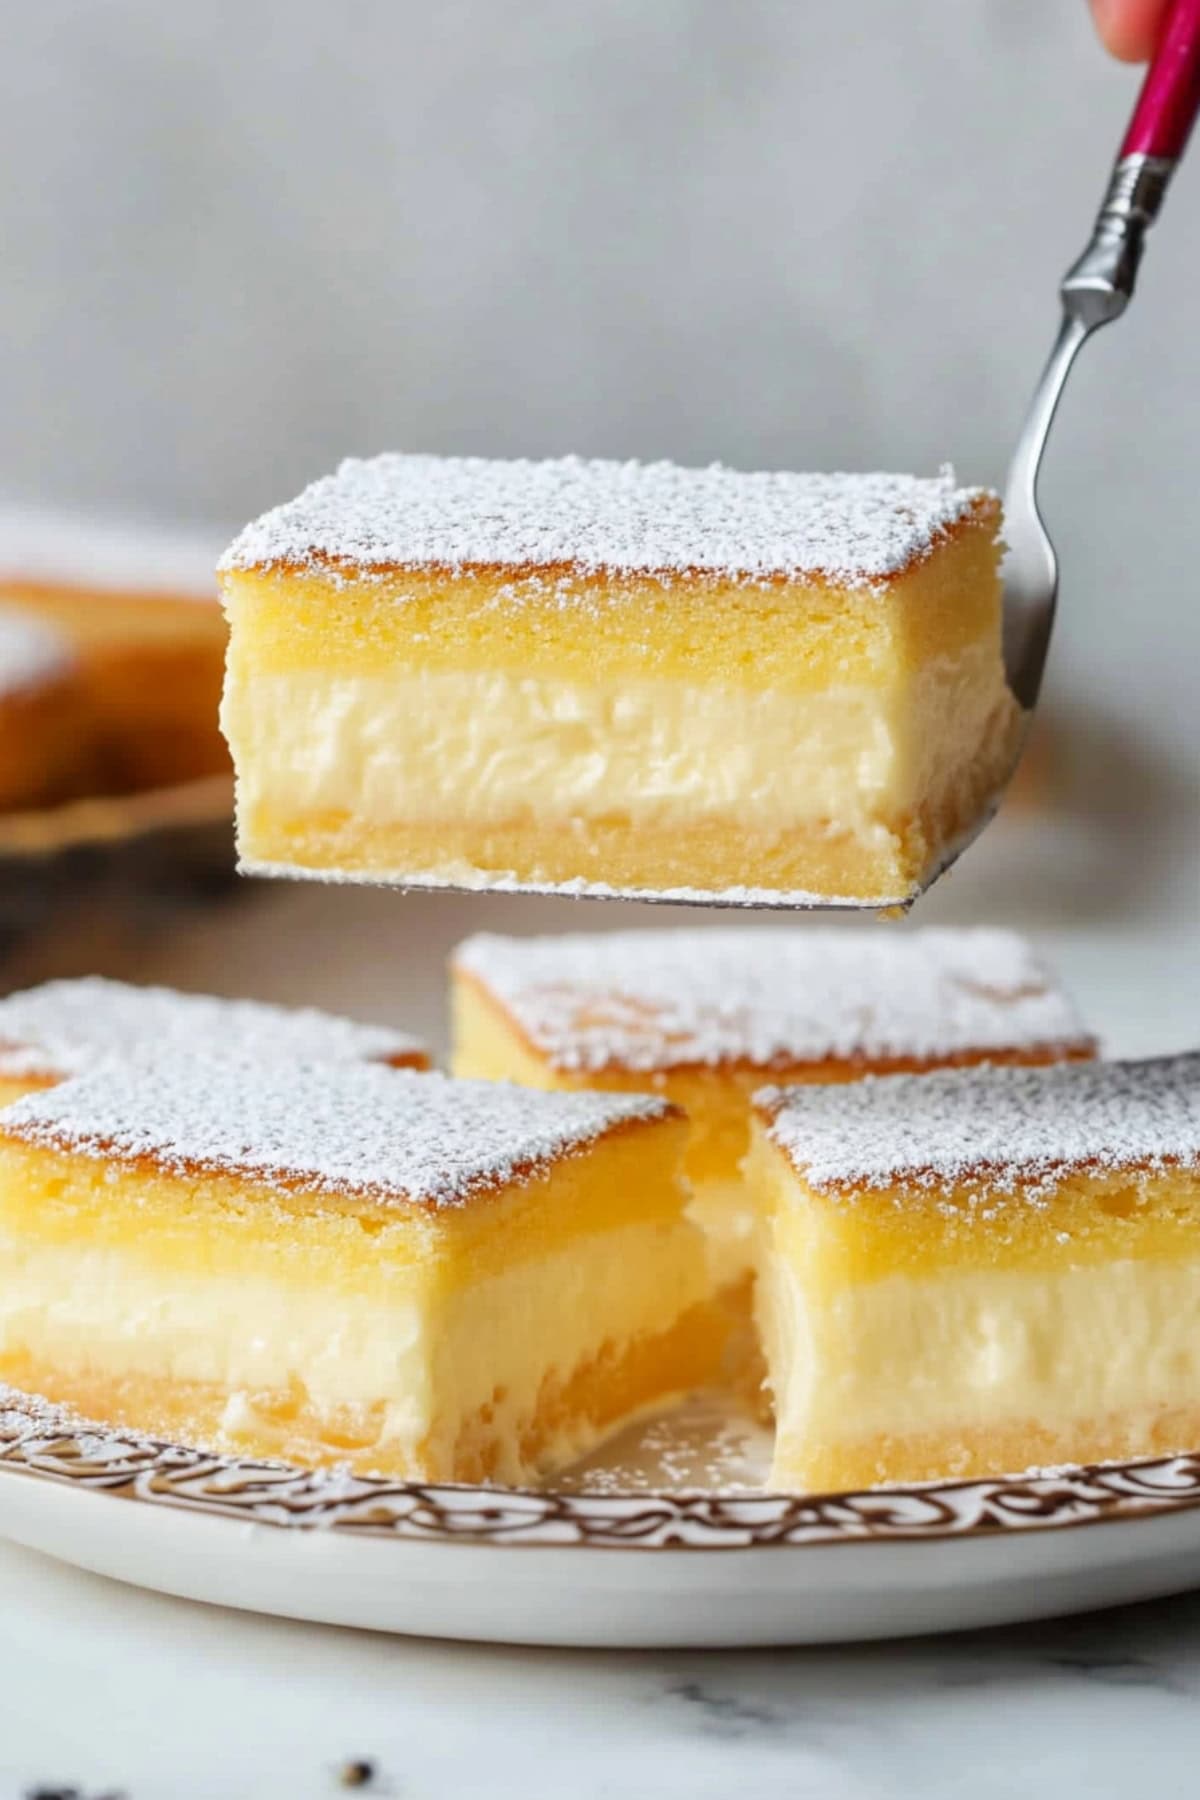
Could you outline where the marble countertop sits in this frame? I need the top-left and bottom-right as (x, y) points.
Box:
(3, 1530), (1198, 1800)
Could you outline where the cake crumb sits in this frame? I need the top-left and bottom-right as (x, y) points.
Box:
(338, 1760), (376, 1788)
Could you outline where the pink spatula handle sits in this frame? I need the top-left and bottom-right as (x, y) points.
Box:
(1120, 0), (1200, 159)
(1000, 2), (1200, 714)
(1061, 0), (1200, 325)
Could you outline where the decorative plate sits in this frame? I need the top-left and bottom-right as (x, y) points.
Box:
(0, 778), (236, 971)
(2, 1389), (1200, 1646)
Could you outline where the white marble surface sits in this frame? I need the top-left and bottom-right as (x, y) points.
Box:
(2, 1529), (1200, 1800)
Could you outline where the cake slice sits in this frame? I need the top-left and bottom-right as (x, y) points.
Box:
(218, 454), (1021, 906)
(748, 1054), (1200, 1492)
(452, 927), (1094, 1289)
(0, 505), (228, 791)
(0, 605), (86, 812)
(0, 1059), (719, 1480)
(0, 976), (428, 1109)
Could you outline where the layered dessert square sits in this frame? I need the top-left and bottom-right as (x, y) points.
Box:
(0, 506), (228, 791)
(218, 454), (1021, 906)
(0, 1059), (719, 1480)
(0, 605), (86, 812)
(452, 926), (1094, 1289)
(749, 1054), (1200, 1491)
(0, 976), (428, 1109)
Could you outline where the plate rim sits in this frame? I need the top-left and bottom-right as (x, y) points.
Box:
(3, 1387), (1200, 1552)
(0, 772), (232, 861)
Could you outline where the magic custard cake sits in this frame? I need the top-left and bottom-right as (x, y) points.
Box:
(218, 454), (1022, 905)
(0, 1060), (721, 1480)
(0, 606), (86, 812)
(452, 927), (1094, 1288)
(0, 505), (228, 791)
(0, 976), (428, 1109)
(749, 1054), (1200, 1492)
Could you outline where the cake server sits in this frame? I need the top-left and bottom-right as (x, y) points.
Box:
(628, 5), (1199, 913)
(878, 0), (1200, 911)
(592, 3), (1200, 913)
(1001, 0), (1200, 712)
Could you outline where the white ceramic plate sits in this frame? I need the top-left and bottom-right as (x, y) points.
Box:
(2, 1387), (1200, 1647)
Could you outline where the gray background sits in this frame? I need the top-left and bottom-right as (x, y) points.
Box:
(2, 0), (1198, 798)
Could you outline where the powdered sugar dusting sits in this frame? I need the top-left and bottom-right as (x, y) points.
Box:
(0, 1058), (672, 1207)
(0, 503), (222, 600)
(0, 604), (75, 697)
(218, 453), (992, 588)
(0, 1381), (119, 1447)
(0, 977), (425, 1083)
(454, 927), (1093, 1074)
(759, 1053), (1200, 1197)
(560, 1396), (771, 1495)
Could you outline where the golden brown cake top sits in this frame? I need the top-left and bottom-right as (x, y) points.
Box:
(454, 927), (1093, 1075)
(0, 504), (222, 601)
(756, 1053), (1200, 1198)
(218, 453), (994, 588)
(0, 1058), (675, 1208)
(0, 604), (75, 698)
(0, 977), (426, 1086)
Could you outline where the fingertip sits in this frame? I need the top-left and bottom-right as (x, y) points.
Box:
(1089, 0), (1170, 62)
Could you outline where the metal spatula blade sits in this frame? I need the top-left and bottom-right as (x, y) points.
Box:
(1004, 3), (1200, 719)
(859, 0), (1199, 917)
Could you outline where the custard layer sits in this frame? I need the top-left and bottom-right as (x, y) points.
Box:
(0, 1215), (713, 1480)
(222, 650), (1009, 839)
(759, 1251), (1200, 1488)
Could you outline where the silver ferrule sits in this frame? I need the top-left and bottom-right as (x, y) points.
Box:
(1060, 153), (1174, 327)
